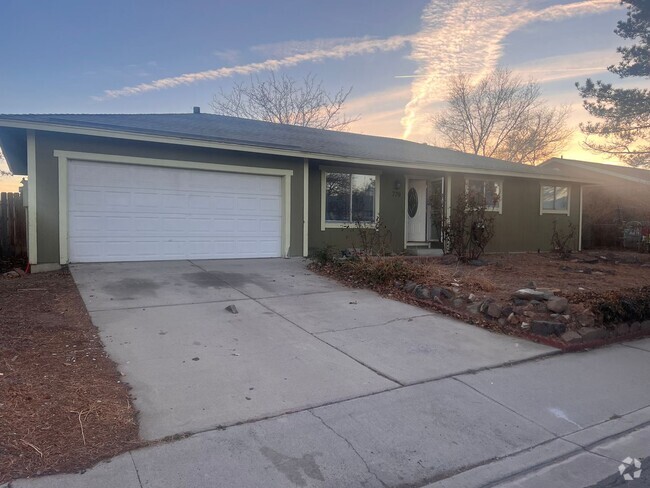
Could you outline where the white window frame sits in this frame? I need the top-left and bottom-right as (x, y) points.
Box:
(465, 177), (503, 214)
(540, 183), (570, 216)
(320, 167), (381, 230)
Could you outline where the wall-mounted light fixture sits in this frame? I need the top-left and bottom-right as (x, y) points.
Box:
(394, 180), (402, 191)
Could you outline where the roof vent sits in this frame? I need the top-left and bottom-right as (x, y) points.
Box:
(193, 106), (201, 114)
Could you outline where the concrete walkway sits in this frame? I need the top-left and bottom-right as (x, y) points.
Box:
(69, 259), (554, 440)
(7, 340), (650, 488)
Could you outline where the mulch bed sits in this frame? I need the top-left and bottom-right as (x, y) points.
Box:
(0, 269), (141, 483)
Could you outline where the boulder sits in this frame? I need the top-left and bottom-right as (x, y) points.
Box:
(530, 320), (566, 337)
(467, 303), (481, 315)
(575, 312), (596, 328)
(452, 298), (465, 308)
(560, 330), (583, 344)
(404, 281), (418, 293)
(641, 320), (650, 333)
(525, 300), (548, 314)
(547, 297), (569, 314)
(512, 288), (553, 301)
(616, 323), (630, 336)
(578, 327), (608, 341)
(440, 288), (455, 300)
(415, 286), (430, 299)
(486, 302), (502, 319)
(429, 287), (442, 298)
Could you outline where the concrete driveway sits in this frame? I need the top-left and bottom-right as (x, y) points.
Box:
(71, 258), (556, 441)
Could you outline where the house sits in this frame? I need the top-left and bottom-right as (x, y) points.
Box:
(0, 111), (597, 271)
(540, 158), (650, 249)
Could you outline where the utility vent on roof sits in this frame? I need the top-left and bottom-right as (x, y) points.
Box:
(193, 106), (200, 114)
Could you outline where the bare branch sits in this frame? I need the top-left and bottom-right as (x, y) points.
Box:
(433, 69), (572, 165)
(211, 72), (359, 131)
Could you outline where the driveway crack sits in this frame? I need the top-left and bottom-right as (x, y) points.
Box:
(129, 451), (144, 488)
(309, 410), (388, 488)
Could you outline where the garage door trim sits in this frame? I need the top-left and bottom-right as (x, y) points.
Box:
(54, 150), (293, 264)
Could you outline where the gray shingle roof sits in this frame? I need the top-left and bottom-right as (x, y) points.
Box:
(0, 112), (576, 178)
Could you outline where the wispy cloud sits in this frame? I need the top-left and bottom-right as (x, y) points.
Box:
(249, 37), (369, 58)
(510, 49), (617, 83)
(94, 36), (410, 101)
(400, 0), (622, 139)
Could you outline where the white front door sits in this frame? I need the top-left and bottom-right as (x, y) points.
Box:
(406, 179), (427, 242)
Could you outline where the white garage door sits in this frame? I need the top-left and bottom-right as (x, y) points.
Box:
(67, 160), (283, 262)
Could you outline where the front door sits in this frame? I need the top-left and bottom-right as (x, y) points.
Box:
(406, 179), (427, 242)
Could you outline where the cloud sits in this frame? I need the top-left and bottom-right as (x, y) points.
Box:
(94, 36), (410, 101)
(400, 0), (623, 139)
(510, 49), (617, 83)
(249, 37), (369, 58)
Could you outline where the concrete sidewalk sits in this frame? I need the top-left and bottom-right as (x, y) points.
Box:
(8, 339), (650, 488)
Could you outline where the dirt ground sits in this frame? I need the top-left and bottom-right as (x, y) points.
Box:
(0, 269), (141, 483)
(415, 251), (650, 303)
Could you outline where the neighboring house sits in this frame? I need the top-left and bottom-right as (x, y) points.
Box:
(0, 111), (597, 270)
(541, 158), (650, 249)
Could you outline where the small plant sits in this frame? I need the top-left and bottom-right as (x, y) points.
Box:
(344, 215), (392, 258)
(440, 192), (496, 262)
(550, 219), (576, 258)
(311, 245), (338, 266)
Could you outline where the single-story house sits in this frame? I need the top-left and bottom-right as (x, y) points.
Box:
(540, 158), (650, 249)
(0, 111), (598, 271)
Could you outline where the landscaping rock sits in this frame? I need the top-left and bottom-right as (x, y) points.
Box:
(415, 286), (430, 299)
(486, 302), (502, 319)
(641, 320), (650, 333)
(479, 299), (493, 313)
(525, 300), (547, 314)
(512, 288), (552, 301)
(525, 281), (537, 290)
(468, 293), (477, 301)
(578, 327), (608, 341)
(576, 312), (596, 328)
(440, 288), (454, 300)
(530, 320), (566, 337)
(404, 281), (418, 293)
(2, 270), (20, 279)
(560, 330), (583, 343)
(547, 297), (569, 314)
(467, 303), (481, 315)
(512, 298), (529, 307)
(452, 298), (465, 308)
(429, 287), (442, 298)
(468, 259), (487, 266)
(225, 304), (239, 314)
(497, 317), (507, 327)
(616, 323), (630, 336)
(501, 305), (513, 317)
(507, 313), (519, 325)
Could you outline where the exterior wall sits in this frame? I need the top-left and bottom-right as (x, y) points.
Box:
(307, 161), (406, 254)
(448, 173), (581, 252)
(32, 131), (306, 264)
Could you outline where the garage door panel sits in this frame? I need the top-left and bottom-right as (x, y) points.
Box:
(68, 160), (284, 262)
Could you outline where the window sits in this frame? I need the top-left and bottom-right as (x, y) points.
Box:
(324, 172), (376, 225)
(466, 178), (502, 213)
(541, 185), (569, 214)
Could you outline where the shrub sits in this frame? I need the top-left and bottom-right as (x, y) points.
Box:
(311, 245), (338, 266)
(439, 192), (496, 262)
(345, 215), (392, 258)
(550, 219), (576, 258)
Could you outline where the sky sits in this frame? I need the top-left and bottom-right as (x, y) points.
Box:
(0, 0), (644, 191)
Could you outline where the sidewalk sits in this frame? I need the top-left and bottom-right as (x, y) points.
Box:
(5, 339), (650, 488)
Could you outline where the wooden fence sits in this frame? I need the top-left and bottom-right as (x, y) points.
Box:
(0, 192), (27, 259)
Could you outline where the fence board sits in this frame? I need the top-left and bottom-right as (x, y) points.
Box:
(0, 192), (27, 259)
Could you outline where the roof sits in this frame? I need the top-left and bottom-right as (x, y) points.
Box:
(0, 112), (588, 181)
(542, 157), (650, 185)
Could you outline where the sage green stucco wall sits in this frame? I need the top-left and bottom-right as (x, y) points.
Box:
(448, 174), (581, 253)
(306, 162), (406, 254)
(33, 131), (306, 264)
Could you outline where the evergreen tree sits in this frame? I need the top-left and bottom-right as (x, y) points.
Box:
(576, 0), (650, 168)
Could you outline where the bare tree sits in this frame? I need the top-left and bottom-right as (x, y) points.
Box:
(434, 69), (572, 165)
(0, 149), (11, 177)
(211, 72), (358, 130)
